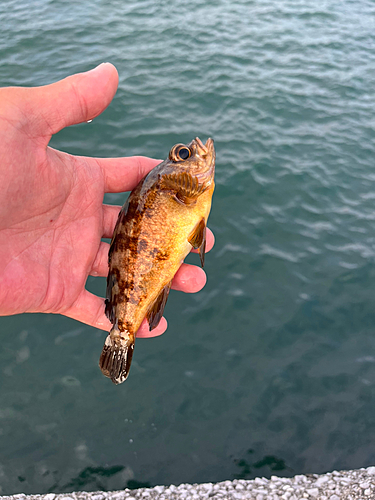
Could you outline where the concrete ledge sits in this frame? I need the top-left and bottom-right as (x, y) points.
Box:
(2, 467), (375, 500)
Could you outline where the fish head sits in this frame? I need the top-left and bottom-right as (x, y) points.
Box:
(167, 137), (215, 185)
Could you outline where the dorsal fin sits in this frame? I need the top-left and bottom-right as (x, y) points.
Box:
(108, 199), (129, 265)
(160, 172), (206, 204)
(106, 200), (130, 324)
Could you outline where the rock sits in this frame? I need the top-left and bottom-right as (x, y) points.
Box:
(360, 481), (370, 489)
(315, 476), (328, 487)
(306, 488), (319, 497)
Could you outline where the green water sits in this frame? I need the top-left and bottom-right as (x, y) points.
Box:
(1, 0), (375, 494)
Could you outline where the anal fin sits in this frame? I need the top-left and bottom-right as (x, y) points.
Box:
(188, 218), (206, 268)
(147, 281), (172, 331)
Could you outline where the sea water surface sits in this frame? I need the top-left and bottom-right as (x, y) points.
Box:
(1, 0), (375, 495)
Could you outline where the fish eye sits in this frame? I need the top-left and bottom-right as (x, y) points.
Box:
(169, 144), (191, 162)
(177, 147), (191, 161)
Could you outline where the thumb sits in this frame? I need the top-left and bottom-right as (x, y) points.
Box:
(32, 63), (119, 136)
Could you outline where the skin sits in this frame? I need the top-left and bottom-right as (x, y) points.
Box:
(0, 62), (214, 337)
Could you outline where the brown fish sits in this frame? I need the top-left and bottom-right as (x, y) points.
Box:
(99, 137), (215, 384)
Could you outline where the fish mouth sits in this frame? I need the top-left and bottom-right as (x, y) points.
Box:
(191, 137), (215, 167)
(189, 137), (215, 182)
(194, 137), (214, 157)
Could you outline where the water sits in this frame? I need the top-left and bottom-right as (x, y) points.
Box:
(1, 0), (375, 495)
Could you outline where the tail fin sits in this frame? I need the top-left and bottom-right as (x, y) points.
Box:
(99, 331), (134, 385)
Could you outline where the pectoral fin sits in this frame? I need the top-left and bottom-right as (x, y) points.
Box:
(188, 218), (206, 268)
(161, 172), (206, 204)
(147, 281), (172, 331)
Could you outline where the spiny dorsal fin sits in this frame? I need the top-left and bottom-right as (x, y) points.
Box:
(106, 200), (131, 324)
(188, 218), (206, 268)
(108, 199), (129, 265)
(160, 172), (206, 204)
(105, 271), (117, 324)
(147, 281), (172, 331)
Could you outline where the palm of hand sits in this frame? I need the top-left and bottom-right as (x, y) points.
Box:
(0, 120), (109, 327)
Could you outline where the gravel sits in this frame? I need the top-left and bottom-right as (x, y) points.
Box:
(2, 467), (375, 500)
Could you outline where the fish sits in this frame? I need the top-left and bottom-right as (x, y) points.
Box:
(99, 137), (215, 384)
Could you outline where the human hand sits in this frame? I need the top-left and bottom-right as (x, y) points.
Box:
(0, 63), (214, 337)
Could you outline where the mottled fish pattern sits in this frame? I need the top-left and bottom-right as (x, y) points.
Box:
(99, 137), (215, 384)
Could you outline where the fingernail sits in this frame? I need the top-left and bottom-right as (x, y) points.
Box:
(87, 62), (112, 74)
